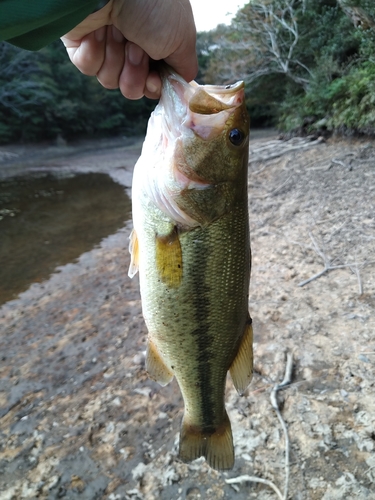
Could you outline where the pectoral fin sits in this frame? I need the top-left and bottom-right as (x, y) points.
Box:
(146, 339), (174, 387)
(128, 229), (139, 278)
(155, 227), (183, 287)
(229, 315), (253, 395)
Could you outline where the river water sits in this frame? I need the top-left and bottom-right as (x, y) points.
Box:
(0, 172), (131, 305)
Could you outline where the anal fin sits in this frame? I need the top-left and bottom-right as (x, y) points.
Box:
(128, 229), (139, 278)
(229, 314), (253, 395)
(146, 339), (174, 387)
(179, 411), (234, 471)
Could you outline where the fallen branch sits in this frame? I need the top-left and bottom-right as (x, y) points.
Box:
(298, 231), (374, 290)
(225, 475), (284, 500)
(298, 261), (375, 287)
(249, 137), (324, 163)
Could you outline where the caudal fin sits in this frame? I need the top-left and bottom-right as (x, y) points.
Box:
(179, 412), (234, 470)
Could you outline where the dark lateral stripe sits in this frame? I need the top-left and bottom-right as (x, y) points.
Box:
(190, 231), (216, 434)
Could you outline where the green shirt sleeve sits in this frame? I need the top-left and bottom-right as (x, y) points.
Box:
(0, 0), (100, 50)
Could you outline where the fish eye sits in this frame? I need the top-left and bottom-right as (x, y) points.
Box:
(229, 128), (245, 146)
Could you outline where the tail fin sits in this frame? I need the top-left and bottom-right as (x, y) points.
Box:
(179, 412), (234, 470)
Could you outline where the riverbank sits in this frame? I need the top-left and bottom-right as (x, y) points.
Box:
(1, 132), (375, 499)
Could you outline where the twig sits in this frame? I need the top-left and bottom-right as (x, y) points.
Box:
(225, 475), (284, 500)
(251, 157), (285, 175)
(298, 231), (374, 289)
(253, 174), (293, 199)
(298, 261), (375, 287)
(352, 265), (363, 295)
(303, 154), (338, 170)
(308, 230), (326, 263)
(331, 158), (346, 168)
(249, 137), (324, 163)
(298, 268), (329, 287)
(226, 353), (293, 500)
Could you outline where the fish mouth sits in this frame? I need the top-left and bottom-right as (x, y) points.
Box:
(160, 67), (245, 142)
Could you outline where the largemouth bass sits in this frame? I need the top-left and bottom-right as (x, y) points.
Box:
(128, 68), (252, 471)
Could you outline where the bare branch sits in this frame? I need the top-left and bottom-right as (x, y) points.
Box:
(212, 1), (312, 89)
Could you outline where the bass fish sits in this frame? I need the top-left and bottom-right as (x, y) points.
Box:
(128, 68), (252, 471)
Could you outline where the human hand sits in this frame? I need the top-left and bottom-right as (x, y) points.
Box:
(61, 0), (198, 100)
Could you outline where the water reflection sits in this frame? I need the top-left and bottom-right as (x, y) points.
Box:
(0, 172), (131, 305)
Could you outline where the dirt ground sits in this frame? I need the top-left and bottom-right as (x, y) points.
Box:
(0, 131), (374, 500)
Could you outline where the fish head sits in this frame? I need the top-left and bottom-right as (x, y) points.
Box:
(135, 68), (250, 227)
(161, 69), (250, 188)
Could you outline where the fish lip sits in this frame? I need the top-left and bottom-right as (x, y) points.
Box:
(193, 80), (245, 95)
(160, 64), (244, 94)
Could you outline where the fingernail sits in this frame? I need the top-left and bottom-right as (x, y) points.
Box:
(95, 26), (106, 42)
(146, 76), (161, 95)
(146, 80), (158, 94)
(128, 43), (144, 66)
(111, 25), (123, 43)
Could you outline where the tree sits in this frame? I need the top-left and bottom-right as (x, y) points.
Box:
(203, 1), (312, 89)
(202, 0), (368, 132)
(233, 0), (311, 89)
(0, 41), (155, 144)
(0, 42), (54, 141)
(338, 0), (375, 28)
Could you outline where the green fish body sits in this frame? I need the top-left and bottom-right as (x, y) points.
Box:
(129, 69), (252, 470)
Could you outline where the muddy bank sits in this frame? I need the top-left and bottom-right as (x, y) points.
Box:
(1, 133), (375, 499)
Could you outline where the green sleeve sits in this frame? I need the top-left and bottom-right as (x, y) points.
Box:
(0, 0), (101, 50)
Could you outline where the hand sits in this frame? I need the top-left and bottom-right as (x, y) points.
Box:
(61, 0), (198, 100)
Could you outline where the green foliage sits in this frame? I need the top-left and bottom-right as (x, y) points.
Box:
(0, 40), (155, 144)
(329, 62), (375, 132)
(201, 0), (375, 136)
(278, 21), (375, 133)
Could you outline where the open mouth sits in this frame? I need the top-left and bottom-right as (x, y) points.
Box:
(160, 69), (245, 142)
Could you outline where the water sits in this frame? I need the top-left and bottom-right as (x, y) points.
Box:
(0, 172), (131, 305)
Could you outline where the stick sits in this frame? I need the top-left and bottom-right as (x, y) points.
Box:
(331, 158), (346, 167)
(225, 476), (284, 500)
(298, 231), (374, 289)
(298, 261), (375, 287)
(298, 267), (329, 287)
